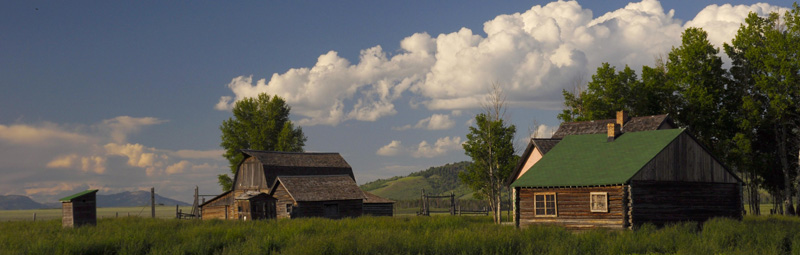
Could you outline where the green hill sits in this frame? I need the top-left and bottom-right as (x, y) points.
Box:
(360, 162), (475, 201)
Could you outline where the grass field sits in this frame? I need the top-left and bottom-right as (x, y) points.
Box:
(0, 205), (194, 221)
(2, 215), (800, 254)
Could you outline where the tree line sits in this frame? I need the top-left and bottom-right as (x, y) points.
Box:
(559, 6), (800, 215)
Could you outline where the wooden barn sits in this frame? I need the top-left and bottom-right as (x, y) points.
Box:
(270, 175), (364, 219)
(363, 191), (395, 216)
(511, 126), (743, 230)
(201, 150), (390, 220)
(60, 189), (98, 228)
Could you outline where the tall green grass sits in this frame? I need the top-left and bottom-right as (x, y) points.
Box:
(1, 215), (799, 254)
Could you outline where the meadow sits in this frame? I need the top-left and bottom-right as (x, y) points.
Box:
(1, 215), (800, 254)
(0, 205), (194, 221)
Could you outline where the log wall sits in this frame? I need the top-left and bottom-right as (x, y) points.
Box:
(272, 183), (295, 219)
(518, 186), (626, 230)
(629, 181), (742, 227)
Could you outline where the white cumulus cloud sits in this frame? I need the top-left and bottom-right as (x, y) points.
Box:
(215, 0), (786, 125)
(411, 136), (464, 158)
(376, 140), (404, 156)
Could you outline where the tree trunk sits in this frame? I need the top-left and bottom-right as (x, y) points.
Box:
(778, 123), (795, 215)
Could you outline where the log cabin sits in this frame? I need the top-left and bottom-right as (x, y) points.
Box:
(506, 111), (677, 222)
(511, 125), (742, 230)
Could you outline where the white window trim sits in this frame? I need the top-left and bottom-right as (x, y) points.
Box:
(590, 192), (608, 213)
(533, 192), (557, 217)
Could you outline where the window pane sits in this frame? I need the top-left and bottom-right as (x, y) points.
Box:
(536, 208), (544, 215)
(546, 208), (555, 215)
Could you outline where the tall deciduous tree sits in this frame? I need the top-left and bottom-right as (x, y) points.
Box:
(725, 8), (800, 215)
(218, 93), (307, 191)
(461, 85), (517, 224)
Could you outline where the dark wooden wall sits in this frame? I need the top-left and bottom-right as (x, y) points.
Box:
(363, 203), (393, 217)
(293, 200), (363, 219)
(632, 132), (737, 183)
(61, 195), (96, 228)
(518, 186), (625, 230)
(629, 181), (742, 227)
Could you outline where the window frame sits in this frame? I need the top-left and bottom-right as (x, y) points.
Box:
(590, 192), (608, 213)
(533, 192), (557, 217)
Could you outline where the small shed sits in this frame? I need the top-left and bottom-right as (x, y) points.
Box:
(270, 175), (364, 219)
(234, 192), (276, 220)
(60, 189), (98, 228)
(199, 190), (234, 220)
(362, 191), (395, 216)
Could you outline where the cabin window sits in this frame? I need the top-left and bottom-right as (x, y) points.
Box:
(590, 192), (608, 212)
(534, 192), (557, 217)
(285, 204), (292, 214)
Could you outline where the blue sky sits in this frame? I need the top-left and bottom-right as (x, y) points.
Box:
(0, 0), (793, 203)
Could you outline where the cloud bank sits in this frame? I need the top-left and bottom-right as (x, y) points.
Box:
(216, 0), (786, 127)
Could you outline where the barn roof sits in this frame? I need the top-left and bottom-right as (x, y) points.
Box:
(59, 189), (98, 202)
(363, 191), (395, 204)
(551, 114), (673, 138)
(240, 150), (351, 168)
(272, 175), (365, 202)
(511, 129), (683, 188)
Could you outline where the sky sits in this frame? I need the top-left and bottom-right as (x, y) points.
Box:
(0, 0), (794, 204)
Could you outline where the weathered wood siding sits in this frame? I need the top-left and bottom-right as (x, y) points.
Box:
(61, 195), (96, 228)
(518, 186), (625, 230)
(629, 181), (742, 227)
(293, 200), (363, 219)
(272, 183), (295, 219)
(632, 132), (737, 183)
(363, 203), (393, 216)
(201, 192), (235, 220)
(234, 157), (268, 191)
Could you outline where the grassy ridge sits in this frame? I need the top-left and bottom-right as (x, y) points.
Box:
(361, 161), (474, 200)
(2, 216), (800, 254)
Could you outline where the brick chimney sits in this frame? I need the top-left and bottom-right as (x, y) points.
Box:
(607, 123), (621, 142)
(616, 110), (629, 130)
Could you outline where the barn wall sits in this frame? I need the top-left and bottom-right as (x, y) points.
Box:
(629, 181), (742, 227)
(363, 203), (393, 216)
(62, 202), (73, 227)
(632, 132), (737, 183)
(294, 199), (363, 219)
(518, 186), (625, 230)
(272, 183), (295, 219)
(201, 192), (235, 220)
(234, 157), (268, 191)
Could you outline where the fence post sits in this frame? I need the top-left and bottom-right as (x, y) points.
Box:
(116, 212), (118, 218)
(32, 213), (36, 221)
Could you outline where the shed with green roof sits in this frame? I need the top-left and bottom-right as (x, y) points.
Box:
(511, 127), (742, 230)
(60, 189), (98, 228)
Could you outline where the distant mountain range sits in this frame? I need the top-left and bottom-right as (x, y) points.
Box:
(0, 191), (190, 210)
(360, 161), (476, 200)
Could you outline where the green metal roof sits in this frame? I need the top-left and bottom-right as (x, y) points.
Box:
(511, 129), (683, 188)
(59, 189), (98, 202)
